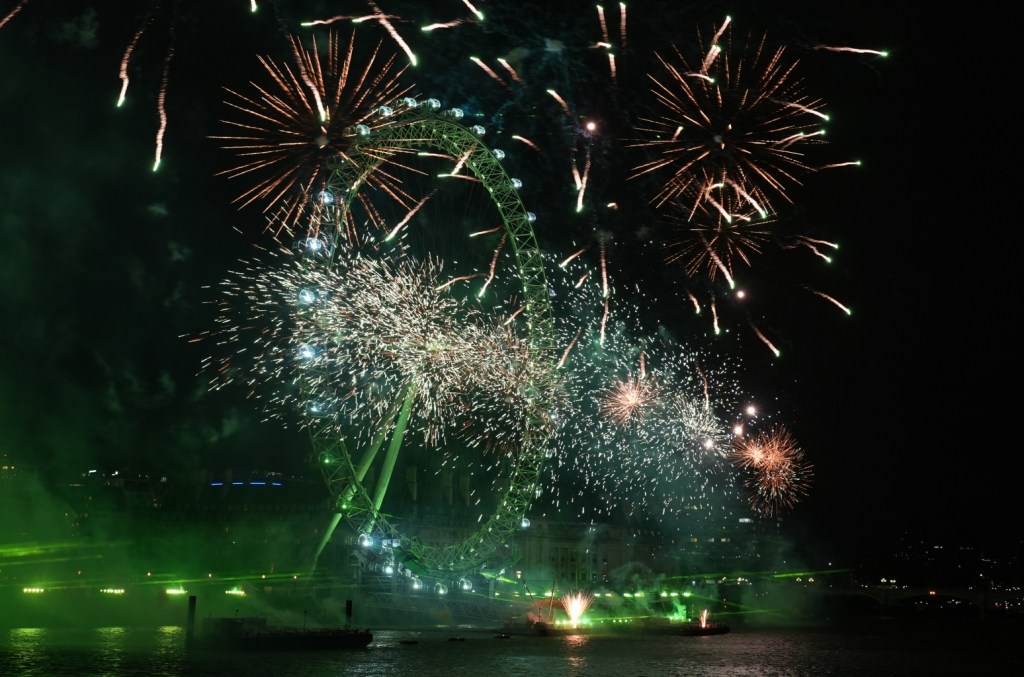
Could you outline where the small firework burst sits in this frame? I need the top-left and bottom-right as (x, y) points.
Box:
(660, 190), (776, 283)
(730, 425), (813, 516)
(598, 370), (663, 427)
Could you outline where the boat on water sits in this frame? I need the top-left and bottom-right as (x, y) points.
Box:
(529, 620), (572, 636)
(674, 622), (731, 636)
(193, 616), (373, 651)
(495, 616), (584, 637)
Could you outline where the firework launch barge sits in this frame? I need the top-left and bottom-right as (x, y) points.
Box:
(192, 616), (373, 651)
(184, 595), (373, 652)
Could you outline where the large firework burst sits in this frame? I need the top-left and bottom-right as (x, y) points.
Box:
(534, 250), (746, 527)
(200, 237), (553, 459)
(212, 28), (414, 239)
(629, 16), (828, 219)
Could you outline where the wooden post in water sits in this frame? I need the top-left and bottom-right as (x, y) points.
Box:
(346, 599), (353, 628)
(185, 595), (197, 650)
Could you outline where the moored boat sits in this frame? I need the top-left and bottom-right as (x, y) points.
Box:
(193, 616), (373, 651)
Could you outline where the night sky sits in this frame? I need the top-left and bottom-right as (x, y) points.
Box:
(0, 1), (1008, 562)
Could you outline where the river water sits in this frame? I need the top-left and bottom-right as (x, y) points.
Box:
(1, 619), (1020, 676)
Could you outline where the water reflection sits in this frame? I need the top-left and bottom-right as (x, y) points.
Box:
(2, 623), (1020, 677)
(7, 628), (49, 675)
(562, 633), (590, 648)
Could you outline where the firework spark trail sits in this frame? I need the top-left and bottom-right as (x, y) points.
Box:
(750, 323), (780, 357)
(711, 15), (731, 47)
(497, 58), (522, 84)
(574, 145), (591, 213)
(793, 235), (839, 263)
(448, 148), (474, 176)
(686, 291), (700, 314)
(795, 240), (834, 262)
(813, 44), (888, 57)
(470, 56), (507, 87)
(470, 226), (501, 237)
(694, 362), (710, 404)
(511, 135), (541, 152)
(151, 25), (175, 171)
(435, 273), (480, 291)
(479, 233), (507, 297)
(559, 247), (588, 268)
(385, 190), (435, 241)
(820, 160), (862, 170)
(367, 1), (417, 66)
(293, 37), (327, 121)
(779, 99), (829, 121)
(0, 0), (28, 30)
(546, 89), (572, 117)
(503, 304), (526, 326)
(301, 14), (375, 27)
(115, 2), (270, 169)
(422, 19), (466, 32)
(116, 6), (157, 107)
(460, 0), (484, 21)
(810, 289), (851, 315)
(618, 2), (627, 47)
(557, 329), (582, 369)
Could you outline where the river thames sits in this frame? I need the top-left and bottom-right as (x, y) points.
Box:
(2, 619), (1020, 677)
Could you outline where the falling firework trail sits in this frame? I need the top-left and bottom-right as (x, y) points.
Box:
(117, 7), (156, 107)
(512, 135), (541, 152)
(368, 1), (417, 66)
(813, 44), (888, 57)
(497, 58), (522, 84)
(470, 56), (508, 87)
(152, 24), (175, 171)
(0, 0), (29, 30)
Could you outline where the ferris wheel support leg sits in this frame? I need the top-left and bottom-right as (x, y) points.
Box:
(309, 511), (344, 576)
(337, 393), (405, 508)
(370, 381), (417, 523)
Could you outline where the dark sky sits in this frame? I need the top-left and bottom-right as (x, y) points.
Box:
(0, 1), (1008, 560)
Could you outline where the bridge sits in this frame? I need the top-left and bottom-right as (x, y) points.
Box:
(813, 584), (1022, 620)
